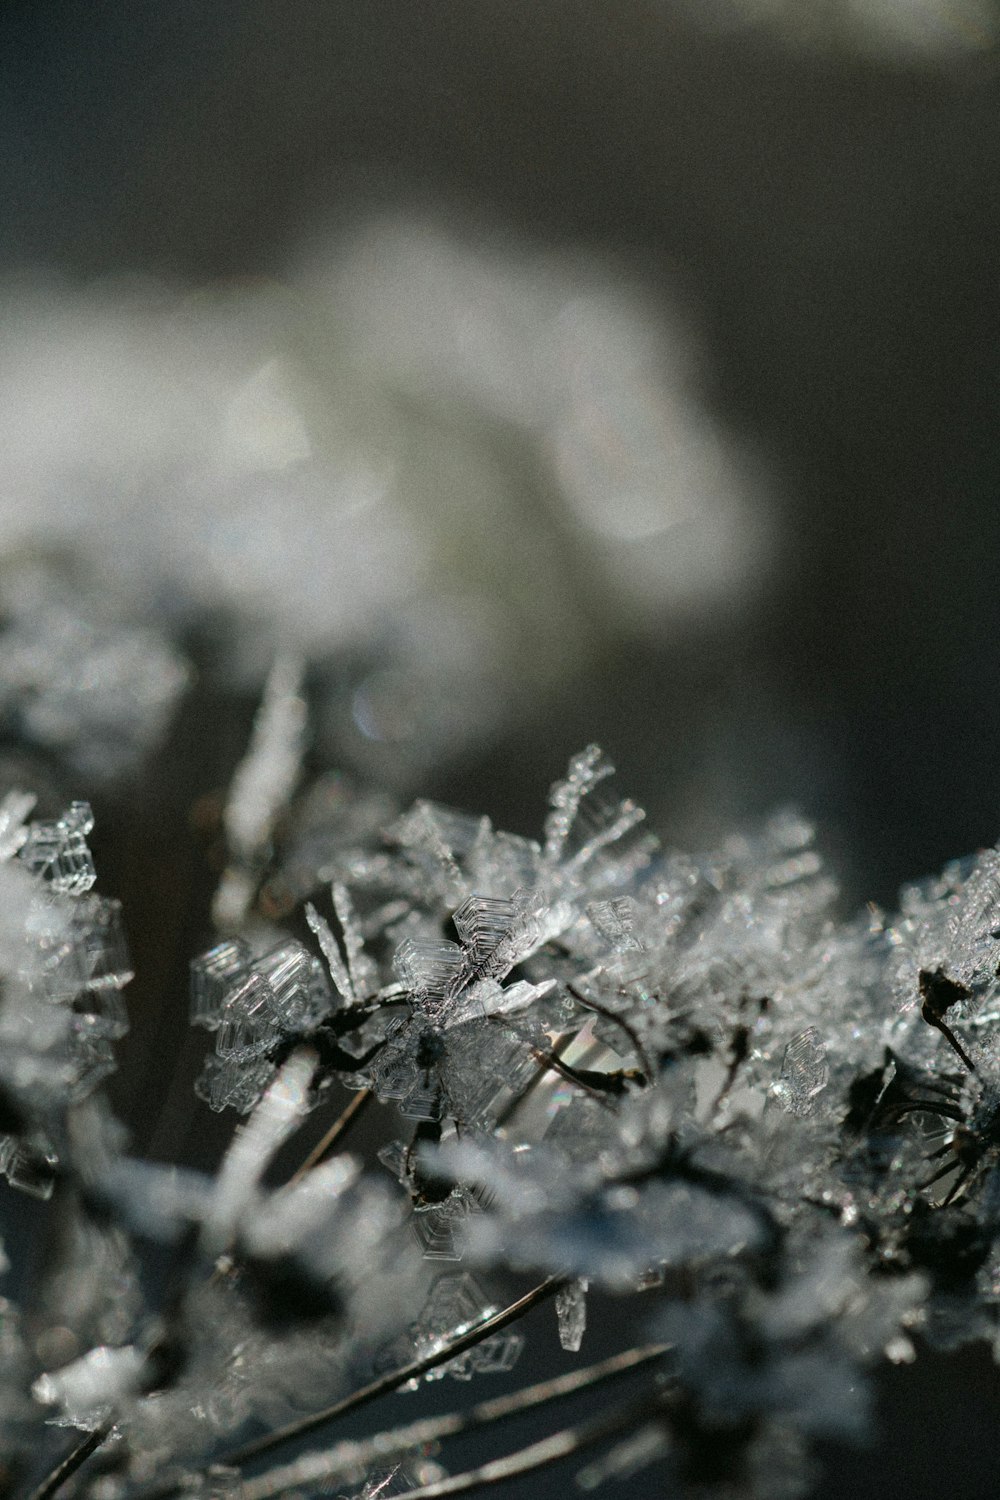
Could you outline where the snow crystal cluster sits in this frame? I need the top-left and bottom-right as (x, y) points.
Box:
(10, 669), (1000, 1499)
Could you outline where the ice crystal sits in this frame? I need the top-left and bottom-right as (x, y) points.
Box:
(772, 1028), (829, 1118)
(399, 1274), (525, 1383)
(0, 589), (188, 783)
(191, 940), (254, 1031)
(33, 1343), (147, 1430)
(18, 734), (1000, 1499)
(214, 655), (307, 931)
(19, 801), (96, 895)
(555, 1277), (588, 1352)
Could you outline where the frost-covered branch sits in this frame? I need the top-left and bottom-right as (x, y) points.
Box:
(12, 670), (1000, 1500)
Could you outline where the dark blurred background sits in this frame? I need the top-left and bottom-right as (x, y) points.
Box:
(3, 3), (1000, 1496)
(3, 0), (1000, 893)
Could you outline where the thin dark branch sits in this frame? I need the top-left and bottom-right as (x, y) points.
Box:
(212, 1277), (563, 1475)
(923, 1013), (978, 1075)
(566, 982), (656, 1083)
(888, 1101), (965, 1123)
(25, 1422), (111, 1500)
(941, 1163), (977, 1207)
(493, 1034), (578, 1129)
(488, 1017), (621, 1110)
(362, 1392), (666, 1500)
(241, 1343), (670, 1500)
(287, 1088), (373, 1185)
(521, 1044), (619, 1110)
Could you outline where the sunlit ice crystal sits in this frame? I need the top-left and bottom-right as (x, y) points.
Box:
(195, 1053), (279, 1116)
(25, 890), (93, 1001)
(33, 1342), (147, 1429)
(191, 939), (254, 1030)
(305, 882), (378, 1006)
(944, 845), (1000, 988)
(0, 1134), (58, 1199)
(555, 1277), (589, 1351)
(771, 1027), (829, 1118)
(305, 900), (356, 1004)
(543, 1091), (625, 1164)
(543, 744), (615, 864)
(414, 1272), (490, 1345)
(19, 802), (97, 895)
(467, 825), (541, 898)
(411, 1194), (471, 1261)
(223, 654), (307, 868)
(255, 941), (332, 1031)
(337, 1006), (399, 1063)
(407, 1272), (523, 1382)
(563, 789), (648, 877)
(393, 937), (465, 1021)
(73, 984), (129, 1042)
(352, 1461), (449, 1499)
(24, 890), (133, 1010)
(29, 738), (1000, 1485)
(68, 1030), (120, 1099)
(486, 884), (576, 970)
(439, 1021), (538, 1128)
(370, 1051), (421, 1108)
(452, 894), (516, 973)
(214, 654), (306, 931)
(882, 845), (1000, 1028)
(215, 972), (283, 1060)
(391, 800), (488, 868)
(466, 1327), (524, 1376)
(587, 896), (644, 953)
(540, 746), (656, 887)
(398, 1072), (447, 1121)
(75, 895), (133, 991)
(445, 975), (554, 1029)
(333, 880), (379, 999)
(376, 1138), (409, 1182)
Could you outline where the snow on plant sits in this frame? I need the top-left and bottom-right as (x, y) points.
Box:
(7, 659), (1000, 1500)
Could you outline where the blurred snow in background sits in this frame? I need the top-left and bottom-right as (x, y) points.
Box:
(0, 223), (769, 785)
(676, 0), (996, 54)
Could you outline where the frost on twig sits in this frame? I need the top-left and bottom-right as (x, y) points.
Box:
(19, 742), (1000, 1500)
(213, 654), (307, 931)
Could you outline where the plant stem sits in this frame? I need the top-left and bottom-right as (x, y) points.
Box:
(25, 1422), (112, 1500)
(227, 1276), (564, 1468)
(287, 1087), (373, 1185)
(241, 1343), (670, 1499)
(134, 1277), (565, 1499)
(363, 1392), (666, 1500)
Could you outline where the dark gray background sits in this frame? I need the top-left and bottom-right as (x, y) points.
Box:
(3, 1), (1000, 897)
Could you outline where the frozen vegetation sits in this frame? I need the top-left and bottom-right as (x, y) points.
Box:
(5, 646), (1000, 1499)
